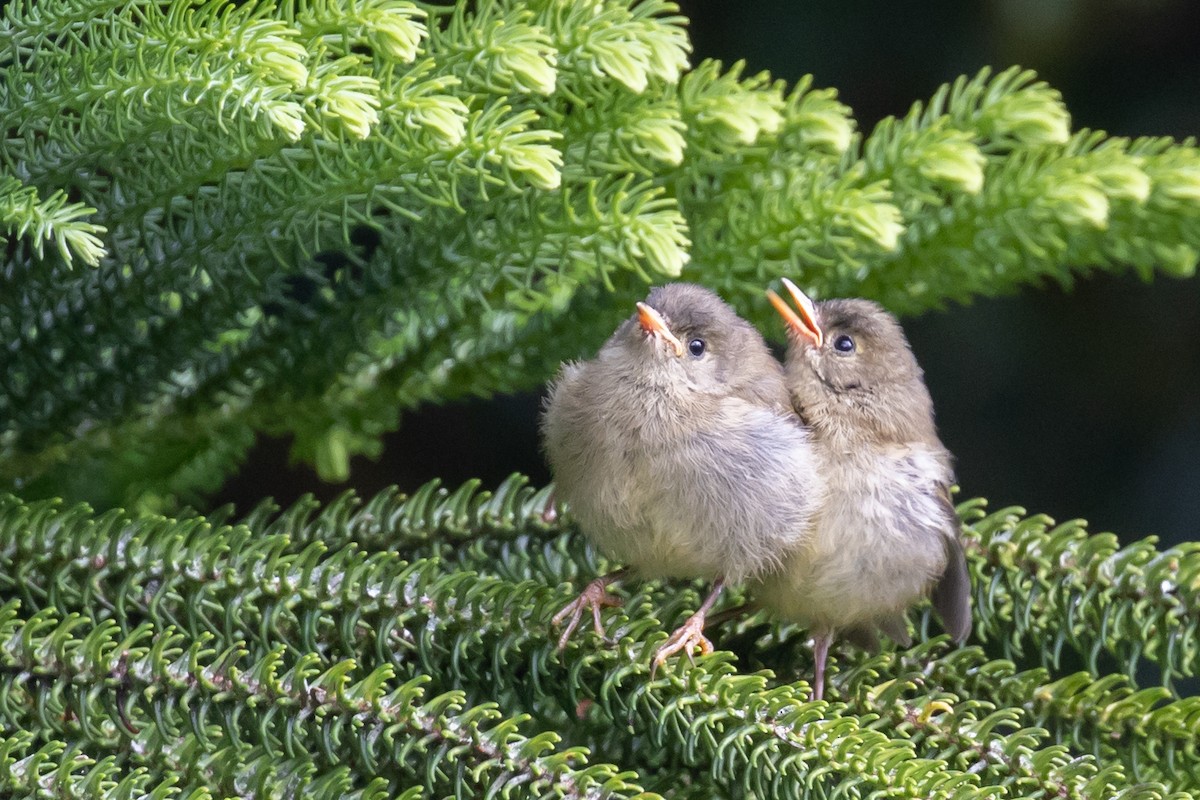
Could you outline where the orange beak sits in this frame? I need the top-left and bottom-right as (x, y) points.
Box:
(767, 277), (822, 347)
(636, 301), (685, 357)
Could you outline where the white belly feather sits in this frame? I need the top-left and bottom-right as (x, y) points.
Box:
(752, 443), (949, 631)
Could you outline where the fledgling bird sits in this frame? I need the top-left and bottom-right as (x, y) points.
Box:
(542, 283), (822, 670)
(753, 278), (972, 700)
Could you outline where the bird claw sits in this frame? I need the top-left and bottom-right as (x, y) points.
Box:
(551, 577), (624, 651)
(650, 612), (714, 677)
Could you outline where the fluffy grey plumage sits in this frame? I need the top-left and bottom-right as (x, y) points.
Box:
(755, 279), (973, 699)
(542, 283), (823, 664)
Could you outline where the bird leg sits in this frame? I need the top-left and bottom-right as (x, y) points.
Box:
(651, 578), (726, 675)
(811, 630), (834, 701)
(540, 489), (559, 524)
(552, 568), (628, 651)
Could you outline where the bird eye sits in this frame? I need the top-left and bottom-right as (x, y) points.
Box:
(688, 338), (706, 357)
(833, 334), (855, 353)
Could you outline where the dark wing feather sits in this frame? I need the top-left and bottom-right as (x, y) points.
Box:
(930, 487), (972, 643)
(843, 626), (880, 652)
(877, 614), (913, 648)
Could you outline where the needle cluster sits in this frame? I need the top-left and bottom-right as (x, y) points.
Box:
(0, 476), (1196, 798)
(2, 1), (1198, 509)
(1, 2), (1198, 794)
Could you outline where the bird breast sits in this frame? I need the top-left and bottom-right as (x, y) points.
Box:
(543, 361), (821, 583)
(752, 442), (950, 630)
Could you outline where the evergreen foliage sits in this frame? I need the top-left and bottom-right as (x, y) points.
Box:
(2, 1), (1199, 796)
(2, 0), (1198, 509)
(0, 476), (1196, 797)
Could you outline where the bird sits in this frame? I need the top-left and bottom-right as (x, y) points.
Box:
(541, 282), (823, 671)
(752, 277), (972, 700)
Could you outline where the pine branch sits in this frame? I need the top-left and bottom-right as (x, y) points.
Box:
(960, 499), (1200, 695)
(0, 176), (107, 265)
(841, 640), (1200, 790)
(0, 480), (1196, 796)
(3, 2), (1199, 506)
(4, 481), (1197, 696)
(0, 601), (657, 799)
(0, 733), (215, 800)
(2, 0), (1199, 791)
(241, 472), (560, 553)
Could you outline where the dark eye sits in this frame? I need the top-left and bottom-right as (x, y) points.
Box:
(688, 338), (706, 357)
(833, 334), (855, 353)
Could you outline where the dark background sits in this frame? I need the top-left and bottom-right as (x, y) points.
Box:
(215, 0), (1200, 547)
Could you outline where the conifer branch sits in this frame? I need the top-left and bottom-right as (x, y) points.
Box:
(0, 480), (1196, 796)
(845, 641), (1200, 791)
(3, 3), (1198, 504)
(2, 0), (1199, 793)
(959, 499), (1200, 694)
(0, 601), (657, 799)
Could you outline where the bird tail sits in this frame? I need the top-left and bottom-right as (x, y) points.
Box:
(931, 536), (972, 643)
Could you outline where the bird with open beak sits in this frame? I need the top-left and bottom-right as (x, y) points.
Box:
(542, 283), (823, 671)
(754, 278), (973, 700)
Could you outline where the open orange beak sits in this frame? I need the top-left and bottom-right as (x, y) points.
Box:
(636, 301), (685, 357)
(766, 277), (823, 348)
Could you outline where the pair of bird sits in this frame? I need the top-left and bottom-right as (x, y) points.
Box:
(541, 281), (972, 700)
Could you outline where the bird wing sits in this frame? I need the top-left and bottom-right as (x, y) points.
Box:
(929, 485), (972, 643)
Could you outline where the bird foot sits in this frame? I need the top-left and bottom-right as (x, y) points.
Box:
(551, 577), (624, 651)
(651, 611), (714, 676)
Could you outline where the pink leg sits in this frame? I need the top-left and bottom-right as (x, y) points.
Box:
(540, 489), (559, 524)
(651, 578), (726, 676)
(811, 630), (833, 701)
(551, 568), (627, 650)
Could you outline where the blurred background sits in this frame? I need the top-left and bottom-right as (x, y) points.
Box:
(215, 0), (1200, 547)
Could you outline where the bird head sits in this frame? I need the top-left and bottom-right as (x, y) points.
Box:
(614, 283), (785, 404)
(767, 278), (937, 443)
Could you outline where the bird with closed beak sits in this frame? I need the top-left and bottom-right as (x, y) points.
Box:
(753, 278), (972, 700)
(542, 283), (823, 671)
